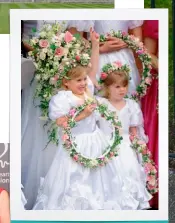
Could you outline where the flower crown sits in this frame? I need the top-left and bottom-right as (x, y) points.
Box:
(99, 61), (131, 84)
(29, 22), (91, 88)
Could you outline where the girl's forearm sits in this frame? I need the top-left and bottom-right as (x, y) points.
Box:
(88, 43), (99, 80)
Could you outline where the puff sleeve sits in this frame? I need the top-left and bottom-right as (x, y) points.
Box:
(128, 20), (143, 29)
(67, 20), (95, 32)
(129, 100), (143, 127)
(49, 91), (72, 120)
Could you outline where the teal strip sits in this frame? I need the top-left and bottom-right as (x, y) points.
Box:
(11, 221), (168, 223)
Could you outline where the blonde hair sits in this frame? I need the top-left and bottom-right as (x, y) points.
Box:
(61, 65), (92, 97)
(103, 70), (129, 98)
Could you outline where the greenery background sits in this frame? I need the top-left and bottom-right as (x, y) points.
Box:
(0, 2), (113, 34)
(145, 0), (174, 165)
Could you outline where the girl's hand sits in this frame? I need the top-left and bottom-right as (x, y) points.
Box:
(83, 104), (96, 117)
(56, 116), (68, 127)
(90, 27), (99, 46)
(91, 78), (101, 91)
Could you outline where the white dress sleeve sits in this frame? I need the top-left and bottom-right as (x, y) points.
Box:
(129, 99), (148, 143)
(49, 91), (72, 120)
(128, 20), (143, 29)
(87, 76), (94, 96)
(67, 20), (95, 32)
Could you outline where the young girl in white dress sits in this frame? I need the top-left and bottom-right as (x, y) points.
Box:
(67, 20), (143, 94)
(32, 37), (151, 210)
(96, 62), (152, 209)
(21, 21), (94, 209)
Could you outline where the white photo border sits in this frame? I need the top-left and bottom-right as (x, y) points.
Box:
(10, 9), (168, 221)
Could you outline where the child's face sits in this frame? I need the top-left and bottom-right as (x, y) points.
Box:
(66, 73), (87, 95)
(108, 82), (128, 101)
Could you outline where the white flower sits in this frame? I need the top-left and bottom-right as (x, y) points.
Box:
(30, 37), (38, 45)
(82, 53), (90, 59)
(74, 43), (80, 49)
(43, 94), (47, 98)
(40, 31), (47, 38)
(53, 62), (59, 68)
(39, 116), (48, 121)
(39, 52), (46, 60)
(63, 48), (69, 56)
(65, 43), (72, 48)
(58, 33), (65, 41)
(35, 74), (41, 80)
(54, 56), (59, 61)
(28, 51), (32, 56)
(66, 62), (70, 65)
(62, 57), (70, 64)
(42, 48), (48, 53)
(72, 37), (76, 41)
(33, 62), (38, 69)
(47, 49), (53, 57)
(134, 38), (140, 43)
(90, 159), (98, 167)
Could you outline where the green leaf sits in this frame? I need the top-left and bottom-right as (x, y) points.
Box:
(73, 33), (81, 40)
(32, 27), (37, 33)
(50, 44), (56, 51)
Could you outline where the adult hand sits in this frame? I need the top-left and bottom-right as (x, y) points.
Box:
(100, 36), (127, 54)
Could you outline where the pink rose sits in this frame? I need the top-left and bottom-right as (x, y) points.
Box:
(147, 175), (156, 186)
(142, 148), (148, 155)
(147, 184), (155, 191)
(65, 140), (71, 148)
(136, 49), (144, 55)
(55, 47), (64, 57)
(62, 134), (69, 141)
(54, 75), (59, 81)
(39, 39), (49, 48)
(114, 61), (122, 68)
(73, 155), (79, 161)
(75, 55), (81, 61)
(122, 31), (127, 36)
(50, 77), (57, 85)
(145, 77), (152, 85)
(132, 91), (138, 97)
(64, 31), (73, 43)
(69, 108), (76, 117)
(100, 72), (108, 80)
(144, 162), (154, 173)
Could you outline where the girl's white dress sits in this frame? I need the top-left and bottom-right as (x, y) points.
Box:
(21, 185), (27, 209)
(33, 91), (152, 210)
(67, 20), (143, 95)
(21, 74), (94, 209)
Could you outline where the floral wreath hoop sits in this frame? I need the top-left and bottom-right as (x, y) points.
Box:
(61, 98), (123, 169)
(100, 30), (152, 102)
